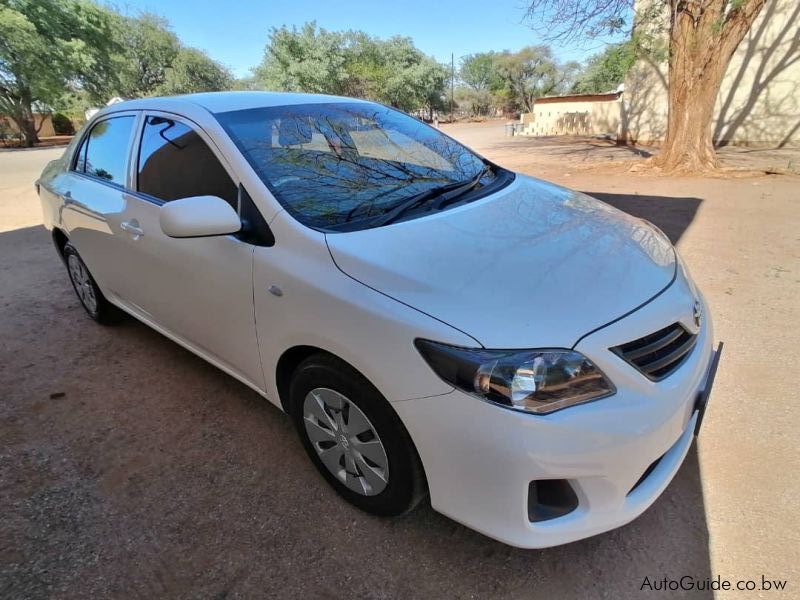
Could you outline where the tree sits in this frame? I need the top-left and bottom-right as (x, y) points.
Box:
(112, 12), (232, 98)
(377, 37), (449, 114)
(254, 22), (448, 115)
(523, 0), (769, 172)
(114, 13), (180, 97)
(0, 0), (119, 146)
(232, 76), (259, 91)
(457, 48), (580, 116)
(157, 48), (232, 95)
(572, 42), (636, 93)
(454, 87), (493, 116)
(559, 60), (583, 93)
(54, 86), (94, 122)
(494, 46), (569, 112)
(256, 23), (351, 95)
(460, 53), (501, 92)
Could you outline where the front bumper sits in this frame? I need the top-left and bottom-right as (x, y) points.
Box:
(393, 277), (716, 548)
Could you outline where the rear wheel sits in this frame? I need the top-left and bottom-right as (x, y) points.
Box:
(290, 353), (426, 516)
(63, 243), (124, 325)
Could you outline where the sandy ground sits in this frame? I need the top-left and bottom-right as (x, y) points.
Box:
(1, 127), (799, 599)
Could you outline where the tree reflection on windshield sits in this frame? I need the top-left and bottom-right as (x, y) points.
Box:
(216, 102), (492, 230)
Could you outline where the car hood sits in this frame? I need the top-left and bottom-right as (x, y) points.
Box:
(325, 175), (676, 348)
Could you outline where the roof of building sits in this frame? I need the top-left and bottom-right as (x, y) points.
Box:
(535, 91), (622, 104)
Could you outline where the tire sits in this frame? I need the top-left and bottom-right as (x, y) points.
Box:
(63, 243), (125, 325)
(290, 353), (427, 516)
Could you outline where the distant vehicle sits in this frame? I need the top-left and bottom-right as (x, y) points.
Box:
(37, 92), (721, 548)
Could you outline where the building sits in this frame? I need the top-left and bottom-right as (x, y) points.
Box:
(0, 113), (55, 139)
(624, 0), (799, 147)
(519, 0), (799, 147)
(85, 96), (126, 120)
(518, 91), (622, 138)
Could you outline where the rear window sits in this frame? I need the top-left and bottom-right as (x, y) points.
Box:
(74, 116), (136, 186)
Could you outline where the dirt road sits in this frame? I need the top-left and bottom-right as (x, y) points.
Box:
(2, 129), (798, 598)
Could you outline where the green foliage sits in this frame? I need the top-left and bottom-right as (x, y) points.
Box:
(457, 47), (579, 115)
(0, 0), (120, 144)
(51, 111), (74, 134)
(157, 48), (233, 95)
(114, 12), (180, 97)
(255, 22), (449, 113)
(454, 87), (493, 116)
(572, 42), (635, 93)
(110, 12), (232, 98)
(53, 87), (93, 121)
(256, 23), (350, 95)
(232, 76), (259, 91)
(493, 46), (574, 112)
(460, 53), (502, 92)
(0, 1), (235, 145)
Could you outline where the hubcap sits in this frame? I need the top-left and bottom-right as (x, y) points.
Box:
(67, 254), (98, 314)
(303, 388), (389, 496)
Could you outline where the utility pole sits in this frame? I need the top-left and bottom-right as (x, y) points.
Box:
(450, 52), (455, 121)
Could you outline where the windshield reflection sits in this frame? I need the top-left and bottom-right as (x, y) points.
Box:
(216, 102), (490, 230)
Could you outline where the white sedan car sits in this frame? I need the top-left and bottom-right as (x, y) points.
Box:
(37, 92), (721, 548)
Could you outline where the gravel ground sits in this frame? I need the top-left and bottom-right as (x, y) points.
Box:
(1, 129), (798, 599)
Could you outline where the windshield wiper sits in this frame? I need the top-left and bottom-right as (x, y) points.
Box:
(342, 179), (449, 224)
(373, 165), (492, 227)
(427, 165), (491, 212)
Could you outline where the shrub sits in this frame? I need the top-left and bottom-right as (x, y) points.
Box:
(52, 112), (75, 135)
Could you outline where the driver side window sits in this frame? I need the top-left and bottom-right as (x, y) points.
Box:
(137, 115), (238, 208)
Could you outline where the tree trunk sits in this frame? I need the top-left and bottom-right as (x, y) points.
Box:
(20, 117), (39, 147)
(9, 91), (40, 147)
(653, 0), (768, 173)
(655, 37), (727, 171)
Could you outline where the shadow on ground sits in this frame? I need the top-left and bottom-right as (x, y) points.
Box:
(474, 134), (656, 163)
(1, 224), (712, 599)
(586, 192), (703, 245)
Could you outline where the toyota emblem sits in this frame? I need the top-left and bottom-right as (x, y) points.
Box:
(693, 300), (702, 328)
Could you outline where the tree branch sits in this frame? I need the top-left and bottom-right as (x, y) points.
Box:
(523, 0), (635, 43)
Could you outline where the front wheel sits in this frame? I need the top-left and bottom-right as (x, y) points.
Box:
(290, 354), (427, 516)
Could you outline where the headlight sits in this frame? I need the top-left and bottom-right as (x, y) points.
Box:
(415, 340), (615, 414)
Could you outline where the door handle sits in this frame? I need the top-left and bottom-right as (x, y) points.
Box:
(120, 219), (144, 238)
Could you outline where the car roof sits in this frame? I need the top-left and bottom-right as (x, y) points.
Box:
(100, 91), (370, 116)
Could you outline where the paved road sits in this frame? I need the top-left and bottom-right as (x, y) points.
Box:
(1, 136), (797, 598)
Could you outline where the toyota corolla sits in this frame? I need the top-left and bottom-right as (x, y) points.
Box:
(37, 92), (721, 548)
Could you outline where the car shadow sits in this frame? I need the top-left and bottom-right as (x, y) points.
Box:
(1, 223), (713, 599)
(585, 192), (703, 245)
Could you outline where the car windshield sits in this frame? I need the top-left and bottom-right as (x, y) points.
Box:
(215, 102), (493, 230)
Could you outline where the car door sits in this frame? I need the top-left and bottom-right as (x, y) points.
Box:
(59, 112), (139, 295)
(111, 111), (265, 391)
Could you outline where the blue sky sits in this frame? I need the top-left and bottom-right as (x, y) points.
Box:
(112, 0), (621, 77)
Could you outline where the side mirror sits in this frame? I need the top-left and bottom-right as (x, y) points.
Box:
(159, 195), (241, 238)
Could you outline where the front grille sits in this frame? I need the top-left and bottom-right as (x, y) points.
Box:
(612, 323), (697, 381)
